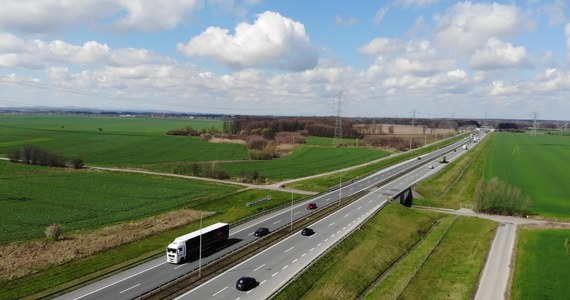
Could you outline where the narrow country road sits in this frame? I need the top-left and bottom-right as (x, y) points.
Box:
(415, 207), (570, 300)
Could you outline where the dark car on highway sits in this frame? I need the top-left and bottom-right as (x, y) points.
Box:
(301, 227), (314, 236)
(236, 276), (257, 291)
(254, 227), (270, 237)
(306, 203), (317, 210)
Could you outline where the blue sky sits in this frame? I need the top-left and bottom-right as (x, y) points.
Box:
(0, 0), (569, 120)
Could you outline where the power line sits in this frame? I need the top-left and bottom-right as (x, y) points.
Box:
(333, 91), (343, 145)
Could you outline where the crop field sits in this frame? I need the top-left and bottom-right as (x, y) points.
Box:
(0, 115), (248, 166)
(511, 228), (570, 300)
(211, 145), (390, 180)
(483, 133), (570, 219)
(0, 160), (240, 243)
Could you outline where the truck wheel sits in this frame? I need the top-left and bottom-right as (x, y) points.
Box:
(180, 256), (185, 263)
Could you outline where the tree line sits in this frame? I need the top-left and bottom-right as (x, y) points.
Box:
(475, 177), (531, 217)
(8, 145), (84, 169)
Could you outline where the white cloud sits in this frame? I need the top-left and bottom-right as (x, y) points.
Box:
(490, 80), (519, 96)
(395, 0), (439, 8)
(469, 38), (532, 70)
(447, 69), (466, 79)
(566, 23), (570, 61)
(177, 11), (318, 71)
(0, 34), (172, 69)
(0, 0), (109, 33)
(112, 0), (203, 32)
(540, 0), (566, 27)
(435, 2), (528, 54)
(373, 6), (389, 25)
(0, 0), (203, 33)
(335, 15), (358, 27)
(358, 38), (401, 55)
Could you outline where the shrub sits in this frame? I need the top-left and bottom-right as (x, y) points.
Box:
(245, 135), (269, 150)
(71, 158), (84, 169)
(8, 148), (22, 162)
(45, 223), (64, 241)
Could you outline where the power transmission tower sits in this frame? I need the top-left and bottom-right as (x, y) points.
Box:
(532, 112), (538, 136)
(333, 91), (343, 145)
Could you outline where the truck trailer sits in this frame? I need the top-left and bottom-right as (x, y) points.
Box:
(166, 222), (229, 264)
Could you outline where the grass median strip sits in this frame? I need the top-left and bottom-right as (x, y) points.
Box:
(364, 215), (457, 299)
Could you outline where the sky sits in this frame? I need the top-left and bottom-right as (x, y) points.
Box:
(0, 0), (569, 120)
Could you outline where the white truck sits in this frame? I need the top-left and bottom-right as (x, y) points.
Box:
(166, 222), (229, 264)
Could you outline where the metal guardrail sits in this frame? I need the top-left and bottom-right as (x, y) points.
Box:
(245, 196), (272, 207)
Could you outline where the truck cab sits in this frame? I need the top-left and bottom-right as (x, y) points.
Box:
(166, 242), (186, 264)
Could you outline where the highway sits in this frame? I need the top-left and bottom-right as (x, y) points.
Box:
(175, 135), (486, 300)
(58, 134), (479, 300)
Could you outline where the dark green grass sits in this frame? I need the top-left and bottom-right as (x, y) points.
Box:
(305, 136), (359, 146)
(399, 217), (496, 300)
(0, 160), (239, 243)
(511, 229), (570, 300)
(0, 115), (248, 166)
(483, 133), (570, 219)
(198, 145), (390, 181)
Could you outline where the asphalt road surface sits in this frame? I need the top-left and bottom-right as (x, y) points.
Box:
(58, 134), (481, 300)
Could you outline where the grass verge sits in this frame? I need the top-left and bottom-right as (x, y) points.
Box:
(273, 204), (443, 300)
(413, 133), (493, 209)
(399, 217), (496, 300)
(364, 215), (457, 299)
(511, 228), (570, 300)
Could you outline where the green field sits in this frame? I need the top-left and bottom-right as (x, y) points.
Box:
(483, 133), (570, 219)
(511, 229), (570, 300)
(211, 145), (390, 180)
(305, 136), (360, 146)
(0, 160), (240, 243)
(0, 115), (248, 166)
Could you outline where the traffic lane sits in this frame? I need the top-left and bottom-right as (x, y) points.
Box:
(177, 189), (387, 300)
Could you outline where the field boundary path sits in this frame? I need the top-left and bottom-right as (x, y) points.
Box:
(414, 206), (570, 300)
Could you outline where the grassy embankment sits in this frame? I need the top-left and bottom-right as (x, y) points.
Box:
(413, 132), (493, 209)
(397, 217), (496, 299)
(287, 133), (468, 192)
(511, 228), (570, 300)
(274, 204), (443, 300)
(274, 204), (496, 300)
